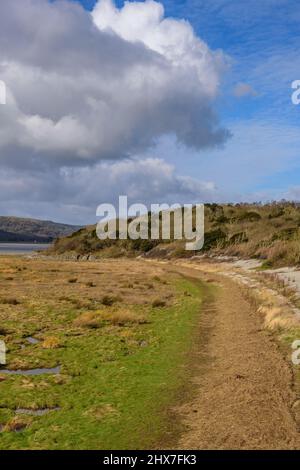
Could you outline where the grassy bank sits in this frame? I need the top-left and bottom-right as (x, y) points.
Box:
(49, 202), (300, 268)
(0, 258), (204, 449)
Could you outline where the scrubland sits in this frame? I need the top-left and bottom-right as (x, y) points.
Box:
(49, 202), (300, 269)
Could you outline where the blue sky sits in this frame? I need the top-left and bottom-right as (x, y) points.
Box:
(1, 0), (300, 224)
(75, 0), (300, 201)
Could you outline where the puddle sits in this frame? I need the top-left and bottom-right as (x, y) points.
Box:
(0, 366), (61, 376)
(26, 337), (40, 345)
(16, 407), (60, 416)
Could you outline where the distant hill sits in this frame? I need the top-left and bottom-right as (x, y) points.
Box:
(0, 217), (81, 243)
(48, 202), (300, 268)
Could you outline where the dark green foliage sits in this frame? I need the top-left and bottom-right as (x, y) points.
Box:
(203, 229), (227, 250)
(272, 227), (299, 241)
(234, 211), (261, 222)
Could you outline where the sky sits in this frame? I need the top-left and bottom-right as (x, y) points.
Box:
(0, 0), (300, 224)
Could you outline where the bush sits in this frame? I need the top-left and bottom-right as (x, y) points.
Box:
(235, 211), (261, 222)
(203, 229), (227, 250)
(272, 227), (298, 241)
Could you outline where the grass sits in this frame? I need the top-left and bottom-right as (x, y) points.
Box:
(48, 201), (300, 267)
(0, 257), (204, 449)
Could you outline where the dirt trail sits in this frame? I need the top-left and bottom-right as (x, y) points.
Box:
(173, 266), (300, 450)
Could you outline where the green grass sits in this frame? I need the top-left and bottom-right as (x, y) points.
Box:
(0, 277), (204, 450)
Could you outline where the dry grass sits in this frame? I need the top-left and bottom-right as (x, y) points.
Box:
(73, 312), (102, 329)
(182, 259), (300, 332)
(41, 336), (62, 349)
(4, 416), (31, 433)
(47, 202), (300, 267)
(74, 308), (146, 327)
(84, 404), (120, 421)
(243, 283), (300, 331)
(257, 305), (299, 330)
(0, 257), (172, 377)
(0, 256), (196, 449)
(86, 281), (96, 288)
(101, 308), (147, 326)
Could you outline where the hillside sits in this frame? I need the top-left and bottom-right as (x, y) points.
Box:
(48, 202), (300, 268)
(0, 217), (81, 243)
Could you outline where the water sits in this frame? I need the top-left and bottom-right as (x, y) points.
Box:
(0, 243), (51, 255)
(0, 366), (61, 376)
(16, 407), (60, 416)
(26, 337), (40, 345)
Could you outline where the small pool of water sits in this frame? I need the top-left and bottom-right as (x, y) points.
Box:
(0, 366), (61, 376)
(26, 337), (40, 345)
(16, 407), (60, 416)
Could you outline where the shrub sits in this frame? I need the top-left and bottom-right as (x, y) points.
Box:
(235, 211), (261, 222)
(272, 227), (298, 241)
(215, 215), (229, 224)
(203, 229), (227, 250)
(268, 208), (284, 219)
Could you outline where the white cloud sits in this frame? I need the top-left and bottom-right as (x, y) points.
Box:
(92, 0), (224, 97)
(0, 158), (217, 224)
(0, 0), (229, 170)
(0, 0), (231, 223)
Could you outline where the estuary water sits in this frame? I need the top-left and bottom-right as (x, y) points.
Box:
(0, 243), (51, 255)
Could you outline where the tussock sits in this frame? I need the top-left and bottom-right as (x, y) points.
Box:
(42, 336), (62, 349)
(73, 312), (101, 329)
(248, 286), (300, 331)
(4, 416), (31, 432)
(101, 308), (147, 326)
